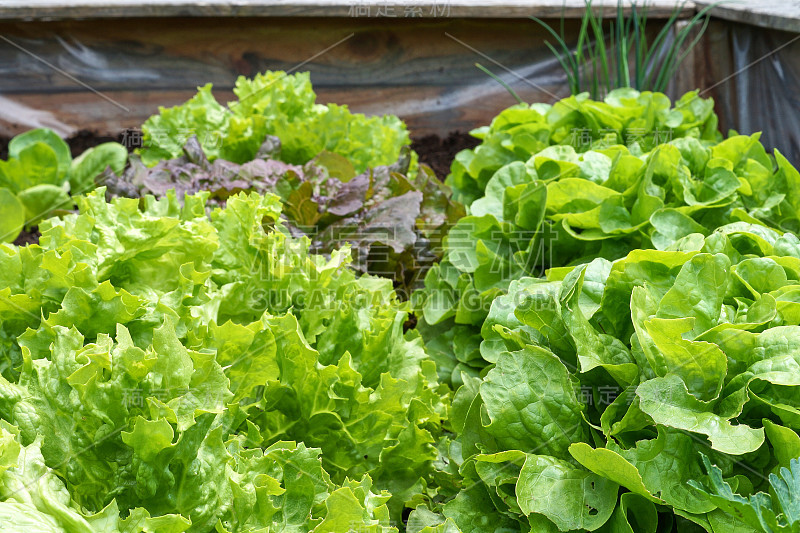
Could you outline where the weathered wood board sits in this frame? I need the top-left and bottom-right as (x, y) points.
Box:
(3, 0), (796, 152)
(699, 19), (800, 164)
(0, 16), (581, 137)
(0, 9), (705, 140)
(0, 1), (697, 21)
(694, 0), (800, 34)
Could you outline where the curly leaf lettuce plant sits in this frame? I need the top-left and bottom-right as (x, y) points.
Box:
(107, 135), (464, 297)
(139, 71), (412, 175)
(411, 224), (800, 532)
(0, 128), (127, 242)
(0, 189), (448, 531)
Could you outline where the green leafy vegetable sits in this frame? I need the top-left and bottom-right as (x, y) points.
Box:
(0, 129), (128, 242)
(70, 142), (129, 194)
(139, 71), (411, 174)
(417, 91), (800, 381)
(446, 88), (720, 205)
(107, 136), (463, 296)
(415, 225), (800, 532)
(0, 187), (25, 243)
(691, 454), (800, 533)
(0, 189), (448, 530)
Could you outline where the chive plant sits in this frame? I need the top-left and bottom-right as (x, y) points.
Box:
(481, 1), (721, 101)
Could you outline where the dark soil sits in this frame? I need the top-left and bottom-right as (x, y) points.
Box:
(61, 130), (132, 158)
(402, 312), (417, 333)
(412, 131), (480, 180)
(0, 129), (138, 160)
(12, 227), (40, 247)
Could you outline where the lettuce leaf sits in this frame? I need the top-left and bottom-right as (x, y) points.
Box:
(416, 119), (800, 382)
(427, 226), (800, 531)
(110, 136), (463, 298)
(446, 88), (721, 205)
(139, 71), (411, 174)
(0, 189), (447, 530)
(0, 129), (127, 241)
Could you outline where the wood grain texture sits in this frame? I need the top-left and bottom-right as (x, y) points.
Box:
(0, 84), (567, 138)
(0, 13), (704, 139)
(698, 19), (800, 164)
(0, 0), (696, 21)
(0, 16), (581, 137)
(694, 0), (800, 34)
(0, 17), (569, 91)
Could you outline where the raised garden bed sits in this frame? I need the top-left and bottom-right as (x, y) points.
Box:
(0, 2), (799, 533)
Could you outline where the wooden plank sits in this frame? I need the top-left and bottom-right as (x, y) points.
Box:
(667, 18), (706, 97)
(0, 83), (564, 138)
(0, 17), (577, 93)
(698, 19), (800, 164)
(0, 14), (698, 139)
(694, 1), (800, 34)
(0, 16), (580, 137)
(0, 0), (696, 21)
